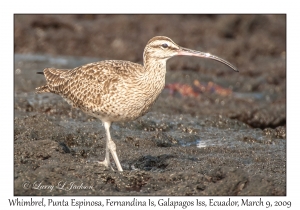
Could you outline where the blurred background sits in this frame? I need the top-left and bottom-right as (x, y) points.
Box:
(15, 14), (285, 72)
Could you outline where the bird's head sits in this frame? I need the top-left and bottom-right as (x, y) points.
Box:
(143, 36), (238, 72)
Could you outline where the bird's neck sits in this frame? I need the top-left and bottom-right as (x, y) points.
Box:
(140, 57), (167, 95)
(143, 57), (167, 82)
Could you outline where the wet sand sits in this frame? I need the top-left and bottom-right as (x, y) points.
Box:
(14, 15), (286, 195)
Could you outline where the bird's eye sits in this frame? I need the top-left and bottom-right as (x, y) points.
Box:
(162, 43), (168, 48)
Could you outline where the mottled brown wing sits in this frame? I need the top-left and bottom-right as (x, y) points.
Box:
(40, 61), (144, 111)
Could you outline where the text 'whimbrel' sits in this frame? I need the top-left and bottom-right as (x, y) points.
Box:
(36, 36), (238, 171)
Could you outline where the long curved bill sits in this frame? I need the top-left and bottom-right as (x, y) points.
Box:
(177, 47), (238, 72)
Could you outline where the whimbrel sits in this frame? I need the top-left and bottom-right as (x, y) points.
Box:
(36, 36), (238, 171)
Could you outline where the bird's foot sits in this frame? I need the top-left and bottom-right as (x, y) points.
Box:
(97, 159), (115, 171)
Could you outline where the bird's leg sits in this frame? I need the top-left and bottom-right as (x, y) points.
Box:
(103, 121), (123, 172)
(96, 135), (113, 170)
(95, 122), (113, 170)
(100, 131), (113, 170)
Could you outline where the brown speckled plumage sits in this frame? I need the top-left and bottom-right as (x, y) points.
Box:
(36, 61), (157, 122)
(36, 36), (238, 171)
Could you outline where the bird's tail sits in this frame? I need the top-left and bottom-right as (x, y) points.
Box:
(36, 85), (50, 93)
(36, 71), (49, 93)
